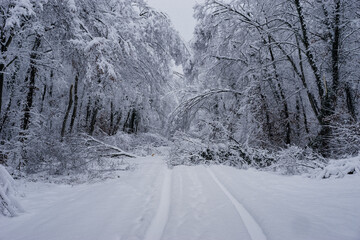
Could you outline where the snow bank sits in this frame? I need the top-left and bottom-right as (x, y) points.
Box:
(0, 166), (24, 217)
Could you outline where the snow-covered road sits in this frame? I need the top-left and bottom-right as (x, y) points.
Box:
(1, 155), (360, 240)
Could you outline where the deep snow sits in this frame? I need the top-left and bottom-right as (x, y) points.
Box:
(1, 155), (360, 240)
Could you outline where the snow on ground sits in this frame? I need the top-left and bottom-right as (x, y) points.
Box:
(1, 154), (360, 240)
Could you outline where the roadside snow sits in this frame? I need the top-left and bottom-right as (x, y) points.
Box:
(0, 156), (359, 240)
(211, 165), (360, 240)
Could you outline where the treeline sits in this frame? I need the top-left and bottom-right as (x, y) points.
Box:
(0, 0), (187, 172)
(172, 0), (360, 159)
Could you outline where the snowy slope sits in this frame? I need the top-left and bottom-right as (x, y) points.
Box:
(1, 155), (359, 240)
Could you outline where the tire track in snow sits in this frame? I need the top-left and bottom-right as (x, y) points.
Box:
(207, 167), (267, 240)
(143, 168), (172, 240)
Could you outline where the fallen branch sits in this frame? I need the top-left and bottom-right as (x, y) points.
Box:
(83, 134), (137, 158)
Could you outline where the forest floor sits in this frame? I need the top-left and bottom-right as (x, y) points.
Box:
(1, 153), (360, 240)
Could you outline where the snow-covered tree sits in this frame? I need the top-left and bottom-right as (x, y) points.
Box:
(0, 0), (188, 173)
(178, 0), (360, 157)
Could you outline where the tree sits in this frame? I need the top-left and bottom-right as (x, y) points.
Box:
(180, 0), (360, 156)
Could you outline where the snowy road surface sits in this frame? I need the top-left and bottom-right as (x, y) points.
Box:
(1, 155), (360, 240)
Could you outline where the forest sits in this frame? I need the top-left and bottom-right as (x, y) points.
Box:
(1, 0), (360, 181)
(0, 1), (360, 238)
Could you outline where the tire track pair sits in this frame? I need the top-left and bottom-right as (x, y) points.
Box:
(143, 168), (172, 240)
(207, 167), (267, 240)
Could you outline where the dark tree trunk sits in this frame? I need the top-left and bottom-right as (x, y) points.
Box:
(61, 85), (73, 138)
(69, 75), (79, 133)
(0, 28), (14, 116)
(123, 111), (131, 132)
(112, 111), (122, 135)
(316, 0), (343, 155)
(294, 0), (324, 100)
(39, 83), (47, 113)
(0, 63), (3, 116)
(331, 0), (341, 95)
(21, 36), (42, 131)
(109, 101), (114, 135)
(345, 85), (356, 120)
(85, 97), (92, 127)
(0, 59), (18, 133)
(89, 105), (98, 136)
(267, 38), (291, 144)
(260, 93), (272, 141)
(123, 109), (138, 134)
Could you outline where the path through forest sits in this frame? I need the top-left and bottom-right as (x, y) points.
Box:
(1, 155), (360, 240)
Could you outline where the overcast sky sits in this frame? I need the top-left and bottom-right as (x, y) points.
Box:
(145, 0), (203, 42)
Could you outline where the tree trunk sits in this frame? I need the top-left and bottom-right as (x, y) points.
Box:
(0, 28), (14, 116)
(0, 63), (3, 116)
(267, 38), (291, 144)
(345, 85), (356, 120)
(61, 85), (73, 138)
(112, 111), (122, 135)
(69, 75), (79, 133)
(331, 0), (341, 95)
(109, 101), (114, 135)
(315, 0), (343, 155)
(21, 36), (42, 131)
(85, 97), (92, 127)
(89, 102), (98, 136)
(39, 83), (47, 113)
(294, 0), (324, 100)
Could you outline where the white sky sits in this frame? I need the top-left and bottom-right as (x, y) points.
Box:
(145, 0), (203, 42)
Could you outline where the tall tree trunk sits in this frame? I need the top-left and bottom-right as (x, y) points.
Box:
(316, 0), (343, 155)
(0, 60), (18, 134)
(0, 63), (3, 116)
(267, 38), (291, 144)
(89, 104), (98, 136)
(0, 28), (14, 116)
(345, 85), (356, 120)
(48, 71), (54, 130)
(331, 0), (341, 96)
(69, 75), (79, 133)
(109, 101), (114, 135)
(294, 0), (324, 101)
(21, 36), (42, 131)
(18, 34), (41, 170)
(39, 83), (47, 113)
(112, 111), (122, 135)
(61, 85), (73, 138)
(85, 97), (92, 127)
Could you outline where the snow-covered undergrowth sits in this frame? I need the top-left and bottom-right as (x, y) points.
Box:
(0, 166), (24, 217)
(310, 156), (360, 179)
(4, 132), (169, 182)
(169, 132), (272, 168)
(266, 146), (327, 175)
(169, 133), (328, 175)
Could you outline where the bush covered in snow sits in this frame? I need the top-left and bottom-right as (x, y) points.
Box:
(310, 157), (360, 179)
(0, 165), (24, 217)
(266, 146), (327, 175)
(2, 133), (134, 176)
(2, 131), (168, 177)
